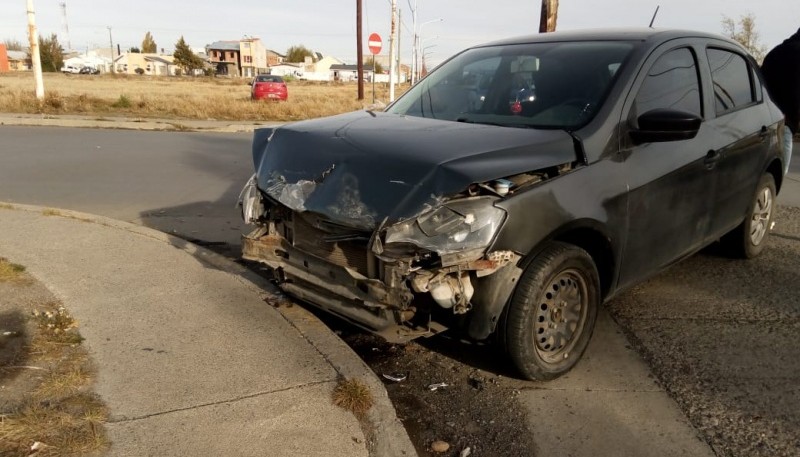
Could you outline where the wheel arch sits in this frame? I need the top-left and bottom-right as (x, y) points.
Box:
(521, 220), (617, 300)
(766, 158), (783, 194)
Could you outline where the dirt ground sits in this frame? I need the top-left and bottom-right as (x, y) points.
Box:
(608, 206), (800, 457)
(0, 260), (108, 457)
(0, 270), (41, 413)
(313, 207), (800, 457)
(342, 331), (536, 457)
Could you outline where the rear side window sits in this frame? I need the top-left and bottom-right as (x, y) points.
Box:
(706, 48), (754, 115)
(632, 47), (702, 120)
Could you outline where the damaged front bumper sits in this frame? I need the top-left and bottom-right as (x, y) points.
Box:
(242, 213), (520, 343)
(243, 227), (421, 341)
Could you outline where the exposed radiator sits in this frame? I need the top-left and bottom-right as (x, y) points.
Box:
(289, 214), (371, 276)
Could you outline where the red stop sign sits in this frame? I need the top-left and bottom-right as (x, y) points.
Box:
(368, 33), (382, 55)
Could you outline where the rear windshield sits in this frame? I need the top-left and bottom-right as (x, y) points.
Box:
(255, 75), (283, 83)
(387, 41), (634, 130)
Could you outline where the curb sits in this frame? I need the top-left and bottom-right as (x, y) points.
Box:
(0, 113), (280, 133)
(0, 202), (417, 457)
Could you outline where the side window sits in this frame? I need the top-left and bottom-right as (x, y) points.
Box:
(632, 47), (702, 122)
(706, 48), (755, 115)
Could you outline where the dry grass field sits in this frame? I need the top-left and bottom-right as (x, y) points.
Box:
(0, 72), (409, 122)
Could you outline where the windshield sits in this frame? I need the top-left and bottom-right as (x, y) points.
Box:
(387, 41), (634, 129)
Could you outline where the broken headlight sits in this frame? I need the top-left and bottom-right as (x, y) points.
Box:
(238, 174), (265, 224)
(384, 197), (506, 254)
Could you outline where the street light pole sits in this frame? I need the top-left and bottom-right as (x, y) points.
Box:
(416, 18), (442, 81)
(409, 0), (417, 84)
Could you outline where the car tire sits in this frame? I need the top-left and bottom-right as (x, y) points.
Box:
(499, 242), (600, 381)
(720, 173), (776, 259)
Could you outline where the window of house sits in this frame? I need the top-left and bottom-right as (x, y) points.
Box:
(229, 52), (235, 58)
(632, 47), (702, 121)
(244, 55), (252, 63)
(706, 48), (755, 115)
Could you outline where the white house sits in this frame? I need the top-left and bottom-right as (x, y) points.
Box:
(63, 52), (111, 73)
(268, 62), (303, 78)
(113, 52), (176, 76)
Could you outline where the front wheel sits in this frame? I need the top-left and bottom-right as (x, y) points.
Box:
(499, 242), (600, 381)
(721, 173), (776, 259)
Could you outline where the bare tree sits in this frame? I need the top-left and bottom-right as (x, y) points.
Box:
(3, 38), (25, 51)
(722, 13), (768, 62)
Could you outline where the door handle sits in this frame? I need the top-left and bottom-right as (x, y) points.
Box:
(759, 126), (768, 141)
(704, 150), (721, 169)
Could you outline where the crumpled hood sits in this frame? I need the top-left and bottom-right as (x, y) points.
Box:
(253, 110), (576, 230)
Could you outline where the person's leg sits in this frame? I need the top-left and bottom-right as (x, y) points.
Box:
(783, 126), (794, 175)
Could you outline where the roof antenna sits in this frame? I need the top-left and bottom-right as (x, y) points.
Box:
(649, 5), (660, 28)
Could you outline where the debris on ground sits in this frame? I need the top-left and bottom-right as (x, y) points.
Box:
(430, 440), (450, 453)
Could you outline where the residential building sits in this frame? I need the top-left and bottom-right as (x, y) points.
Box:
(267, 62), (302, 78)
(298, 55), (344, 81)
(0, 45), (29, 72)
(113, 52), (176, 76)
(208, 38), (267, 77)
(331, 64), (376, 82)
(239, 37), (267, 77)
(208, 41), (240, 76)
(267, 49), (285, 67)
(0, 44), (8, 72)
(62, 51), (111, 73)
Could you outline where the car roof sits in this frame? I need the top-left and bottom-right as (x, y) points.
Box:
(477, 28), (741, 49)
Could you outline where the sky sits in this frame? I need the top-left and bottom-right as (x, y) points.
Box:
(0, 0), (797, 67)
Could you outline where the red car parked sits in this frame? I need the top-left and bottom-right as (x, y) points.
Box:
(251, 75), (288, 101)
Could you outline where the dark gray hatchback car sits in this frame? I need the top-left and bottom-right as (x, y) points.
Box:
(239, 29), (785, 380)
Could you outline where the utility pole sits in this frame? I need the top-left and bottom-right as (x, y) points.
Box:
(26, 0), (44, 100)
(357, 0), (364, 100)
(388, 0), (397, 101)
(107, 26), (114, 73)
(539, 0), (559, 33)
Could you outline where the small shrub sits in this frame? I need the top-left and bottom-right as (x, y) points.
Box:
(332, 378), (373, 417)
(32, 306), (84, 345)
(44, 92), (64, 110)
(134, 68), (145, 75)
(0, 257), (26, 282)
(111, 94), (131, 108)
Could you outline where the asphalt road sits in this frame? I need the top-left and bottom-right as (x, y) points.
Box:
(2, 126), (798, 456)
(0, 126), (253, 253)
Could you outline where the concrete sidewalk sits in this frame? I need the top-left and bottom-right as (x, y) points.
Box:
(0, 204), (415, 457)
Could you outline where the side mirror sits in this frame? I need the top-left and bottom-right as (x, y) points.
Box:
(629, 108), (702, 145)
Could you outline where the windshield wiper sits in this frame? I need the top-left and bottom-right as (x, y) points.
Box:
(455, 117), (504, 127)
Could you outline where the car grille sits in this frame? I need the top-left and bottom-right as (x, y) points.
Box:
(289, 214), (371, 276)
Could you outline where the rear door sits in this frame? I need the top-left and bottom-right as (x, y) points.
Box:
(700, 45), (776, 239)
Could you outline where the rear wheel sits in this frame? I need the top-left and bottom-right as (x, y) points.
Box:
(499, 242), (600, 381)
(721, 173), (776, 258)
